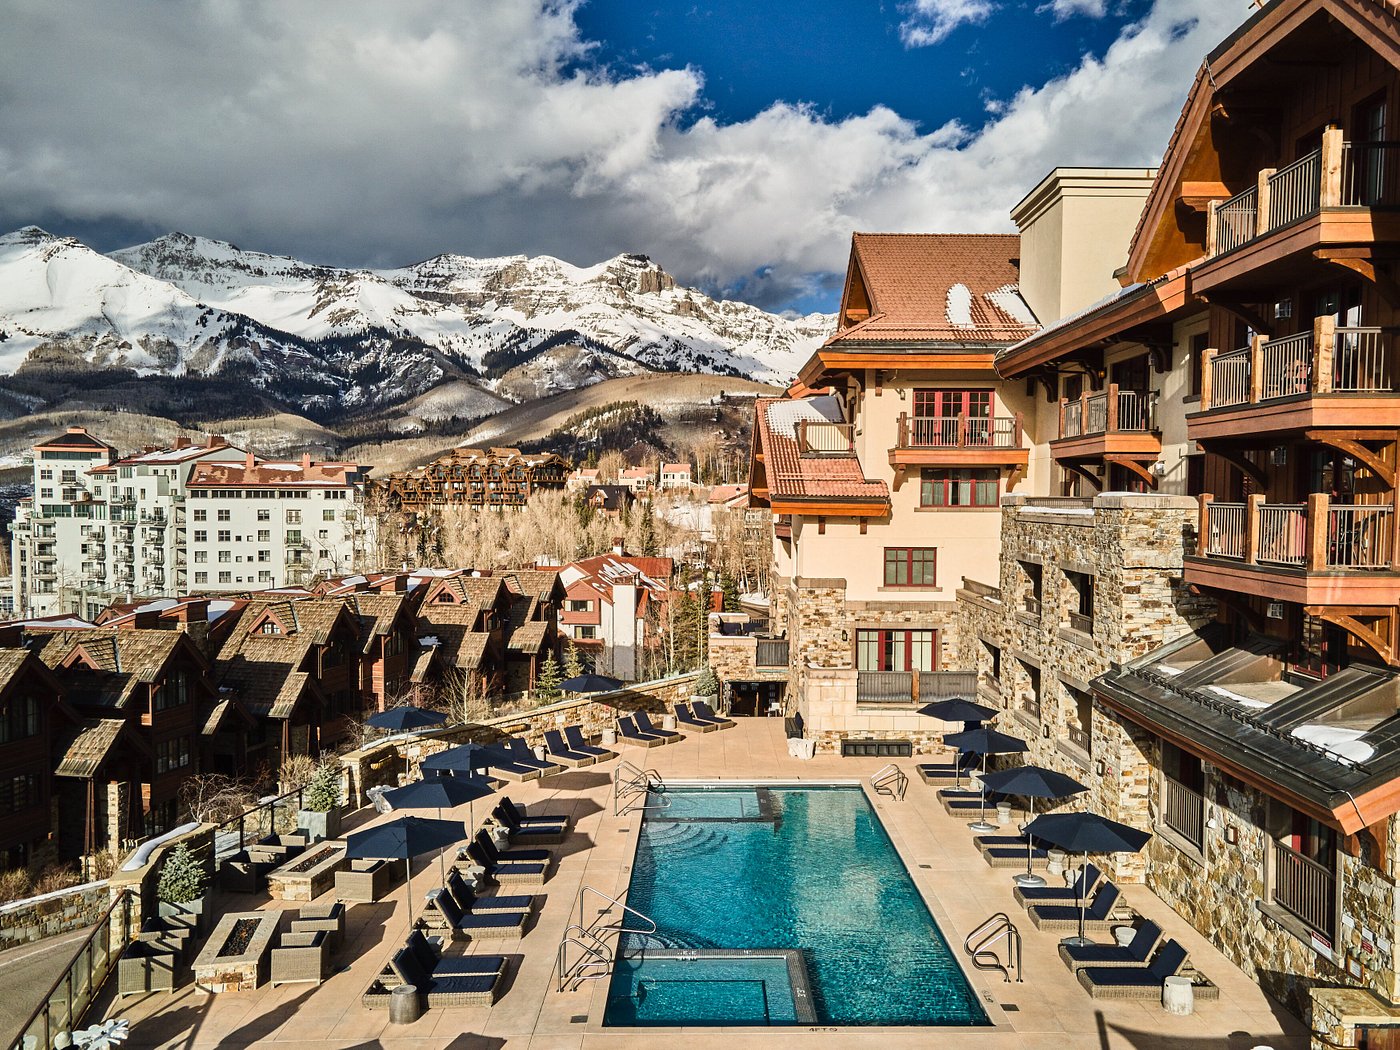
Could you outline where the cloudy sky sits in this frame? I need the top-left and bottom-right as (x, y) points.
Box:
(1, 0), (1256, 312)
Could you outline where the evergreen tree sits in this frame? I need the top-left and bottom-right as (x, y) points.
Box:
(720, 570), (740, 612)
(563, 641), (583, 679)
(640, 510), (658, 557)
(535, 653), (563, 702)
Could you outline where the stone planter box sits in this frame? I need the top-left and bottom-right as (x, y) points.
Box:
(266, 841), (348, 902)
(158, 897), (209, 934)
(298, 806), (342, 843)
(192, 911), (281, 992)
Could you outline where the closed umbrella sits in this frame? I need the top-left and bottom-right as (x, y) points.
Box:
(560, 673), (624, 694)
(919, 699), (999, 787)
(977, 766), (1086, 887)
(943, 727), (1028, 832)
(382, 776), (495, 882)
(346, 815), (468, 922)
(1022, 811), (1151, 946)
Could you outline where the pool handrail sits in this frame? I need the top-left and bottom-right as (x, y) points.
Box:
(871, 763), (909, 801)
(963, 911), (1023, 983)
(613, 760), (669, 816)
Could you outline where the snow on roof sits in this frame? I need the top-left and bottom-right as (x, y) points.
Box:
(764, 394), (844, 439)
(946, 283), (975, 328)
(1292, 724), (1375, 764)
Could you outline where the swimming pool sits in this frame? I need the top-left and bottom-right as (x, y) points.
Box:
(602, 784), (989, 1027)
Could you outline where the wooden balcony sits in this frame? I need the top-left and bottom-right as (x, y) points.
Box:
(1187, 492), (1399, 605)
(1196, 130), (1400, 296)
(888, 412), (1027, 471)
(1190, 317), (1400, 441)
(1050, 385), (1161, 479)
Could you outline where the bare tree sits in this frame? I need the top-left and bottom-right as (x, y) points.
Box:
(179, 773), (259, 824)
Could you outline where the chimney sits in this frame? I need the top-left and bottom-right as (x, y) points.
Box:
(132, 609), (161, 630)
(174, 434), (190, 450)
(207, 433), (227, 449)
(245, 450), (256, 471)
(170, 598), (212, 653)
(66, 426), (88, 435)
(611, 537), (625, 557)
(301, 452), (312, 470)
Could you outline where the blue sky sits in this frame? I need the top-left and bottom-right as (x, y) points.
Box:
(0, 0), (1241, 313)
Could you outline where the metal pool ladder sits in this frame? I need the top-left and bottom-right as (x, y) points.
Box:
(964, 912), (1023, 983)
(613, 760), (669, 816)
(871, 763), (908, 801)
(555, 885), (658, 992)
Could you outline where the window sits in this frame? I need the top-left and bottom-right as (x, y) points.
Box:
(286, 509), (301, 524)
(981, 639), (1001, 691)
(257, 509), (271, 522)
(193, 551), (207, 563)
(217, 551), (231, 563)
(153, 670), (189, 712)
(193, 530), (207, 543)
(1065, 571), (1094, 634)
(155, 736), (191, 775)
(194, 572), (208, 584)
(0, 774), (38, 813)
(193, 508), (207, 522)
(217, 529), (231, 543)
(577, 625), (597, 639)
(258, 550), (270, 562)
(920, 468), (999, 507)
(855, 629), (936, 672)
(323, 508), (336, 521)
(1063, 682), (1094, 760)
(257, 530), (270, 542)
(567, 599), (591, 612)
(883, 547), (936, 587)
(38, 469), (52, 481)
(217, 509), (231, 522)
(318, 530), (328, 540)
(0, 694), (40, 744)
(913, 388), (990, 419)
(1020, 561), (1043, 617)
(218, 571), (231, 583)
(257, 570), (272, 582)
(260, 621), (281, 635)
(1267, 802), (1338, 940)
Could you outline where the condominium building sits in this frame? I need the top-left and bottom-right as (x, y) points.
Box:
(558, 552), (673, 681)
(11, 430), (372, 619)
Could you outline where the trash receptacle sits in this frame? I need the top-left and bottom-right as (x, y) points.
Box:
(389, 984), (423, 1024)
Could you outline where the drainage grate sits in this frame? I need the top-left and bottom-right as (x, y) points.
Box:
(1001, 1004), (1019, 1012)
(570, 1014), (588, 1024)
(918, 864), (932, 869)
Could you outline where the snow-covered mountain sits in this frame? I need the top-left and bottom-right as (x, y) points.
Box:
(0, 227), (828, 420)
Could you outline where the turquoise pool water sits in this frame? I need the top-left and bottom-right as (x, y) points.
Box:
(603, 784), (989, 1027)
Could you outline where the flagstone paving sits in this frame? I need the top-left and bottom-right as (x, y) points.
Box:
(90, 718), (1308, 1048)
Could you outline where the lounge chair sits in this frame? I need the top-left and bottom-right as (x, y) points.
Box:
(563, 724), (617, 761)
(474, 829), (551, 864)
(1013, 864), (1102, 908)
(1058, 920), (1162, 972)
(673, 703), (719, 732)
(916, 753), (977, 783)
(402, 929), (507, 979)
(391, 945), (504, 1007)
(464, 839), (549, 886)
(979, 842), (1049, 868)
(1075, 940), (1188, 999)
(616, 714), (667, 747)
(488, 800), (567, 845)
(937, 788), (1003, 818)
(692, 700), (736, 729)
(543, 728), (595, 767)
(447, 870), (536, 915)
(498, 737), (564, 775)
(633, 709), (683, 742)
(421, 886), (529, 939)
(1028, 882), (1126, 933)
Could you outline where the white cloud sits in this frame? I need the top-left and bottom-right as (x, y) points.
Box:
(1038, 0), (1110, 19)
(0, 0), (1250, 311)
(900, 0), (997, 47)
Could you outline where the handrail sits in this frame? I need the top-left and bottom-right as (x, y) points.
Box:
(963, 911), (1023, 983)
(870, 763), (908, 801)
(556, 886), (658, 992)
(579, 885), (658, 938)
(613, 760), (668, 816)
(8, 889), (134, 1050)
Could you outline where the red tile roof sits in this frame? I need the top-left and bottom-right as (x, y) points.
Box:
(754, 396), (888, 505)
(187, 459), (365, 488)
(829, 233), (1037, 346)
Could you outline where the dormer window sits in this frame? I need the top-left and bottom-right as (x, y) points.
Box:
(260, 621), (281, 635)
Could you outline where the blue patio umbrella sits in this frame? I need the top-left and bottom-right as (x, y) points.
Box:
(1022, 811), (1151, 946)
(420, 742), (508, 777)
(382, 776), (495, 882)
(919, 699), (999, 786)
(560, 673), (624, 694)
(347, 815), (468, 920)
(367, 705), (447, 733)
(977, 766), (1087, 887)
(943, 728), (1028, 832)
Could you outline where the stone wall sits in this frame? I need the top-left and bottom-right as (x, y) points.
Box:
(0, 881), (109, 951)
(338, 672), (702, 799)
(108, 822), (216, 937)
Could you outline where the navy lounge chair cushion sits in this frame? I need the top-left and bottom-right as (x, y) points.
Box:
(1062, 921), (1161, 967)
(1018, 864), (1101, 903)
(633, 710), (681, 739)
(499, 797), (566, 830)
(1081, 939), (1187, 987)
(544, 729), (591, 763)
(563, 725), (613, 757)
(1033, 882), (1120, 924)
(465, 840), (547, 877)
(674, 703), (711, 727)
(475, 831), (550, 864)
(692, 701), (735, 726)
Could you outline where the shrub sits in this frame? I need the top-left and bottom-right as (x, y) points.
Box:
(302, 761), (343, 813)
(695, 666), (719, 698)
(156, 843), (208, 905)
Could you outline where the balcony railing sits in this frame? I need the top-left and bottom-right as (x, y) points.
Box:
(1341, 141), (1400, 206)
(1162, 778), (1205, 850)
(755, 638), (790, 668)
(1267, 149), (1323, 230)
(1271, 840), (1336, 938)
(1213, 183), (1258, 254)
(1022, 595), (1042, 617)
(795, 419), (855, 454)
(1058, 385), (1155, 439)
(855, 670), (976, 704)
(1201, 319), (1395, 411)
(1199, 494), (1394, 571)
(1067, 610), (1093, 634)
(896, 413), (1022, 449)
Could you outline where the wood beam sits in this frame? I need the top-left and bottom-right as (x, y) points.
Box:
(1103, 455), (1159, 489)
(1064, 462), (1104, 491)
(1199, 443), (1269, 487)
(1199, 296), (1274, 338)
(1303, 606), (1396, 666)
(1303, 431), (1397, 488)
(1314, 252), (1400, 310)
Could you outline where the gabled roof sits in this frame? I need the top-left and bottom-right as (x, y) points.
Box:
(506, 620), (549, 654)
(215, 598), (358, 719)
(502, 570), (563, 605)
(54, 717), (152, 778)
(829, 233), (1037, 346)
(347, 593), (414, 654)
(34, 427), (115, 453)
(33, 629), (204, 709)
(416, 605), (493, 671)
(750, 395), (888, 513)
(187, 459), (365, 488)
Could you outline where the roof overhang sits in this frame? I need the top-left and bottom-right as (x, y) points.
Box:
(767, 497), (889, 518)
(798, 348), (1002, 387)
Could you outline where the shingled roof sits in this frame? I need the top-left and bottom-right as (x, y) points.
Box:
(214, 598), (357, 719)
(751, 395), (889, 508)
(54, 718), (148, 778)
(33, 629), (201, 710)
(828, 233), (1038, 347)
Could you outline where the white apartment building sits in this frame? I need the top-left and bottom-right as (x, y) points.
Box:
(11, 430), (373, 620)
(658, 462), (692, 489)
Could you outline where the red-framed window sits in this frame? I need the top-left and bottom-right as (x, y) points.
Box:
(883, 547), (936, 587)
(920, 467), (999, 507)
(913, 389), (991, 419)
(855, 629), (937, 672)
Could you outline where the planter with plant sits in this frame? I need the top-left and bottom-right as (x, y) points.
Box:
(156, 841), (210, 932)
(297, 760), (344, 842)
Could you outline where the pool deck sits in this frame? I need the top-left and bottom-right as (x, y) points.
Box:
(91, 719), (1308, 1048)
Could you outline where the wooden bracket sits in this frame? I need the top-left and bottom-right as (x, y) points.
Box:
(1064, 461), (1104, 491)
(1200, 296), (1274, 339)
(1103, 455), (1159, 489)
(1303, 431), (1397, 488)
(1303, 605), (1396, 666)
(1314, 250), (1400, 310)
(1199, 443), (1269, 487)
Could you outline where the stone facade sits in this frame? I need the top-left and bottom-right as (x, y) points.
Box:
(0, 881), (109, 951)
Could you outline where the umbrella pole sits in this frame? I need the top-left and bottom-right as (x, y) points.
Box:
(1060, 850), (1093, 947)
(1014, 797), (1045, 888)
(969, 752), (996, 833)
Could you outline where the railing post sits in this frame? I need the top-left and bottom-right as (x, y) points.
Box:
(1206, 199), (1220, 257)
(1313, 315), (1335, 394)
(1257, 167), (1275, 234)
(1197, 493), (1213, 555)
(1250, 335), (1268, 404)
(1320, 125), (1345, 208)
(1013, 412), (1023, 446)
(1201, 347), (1216, 409)
(1106, 383), (1120, 433)
(1245, 494), (1264, 564)
(897, 412), (907, 449)
(1307, 492), (1329, 571)
(1058, 397), (1067, 438)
